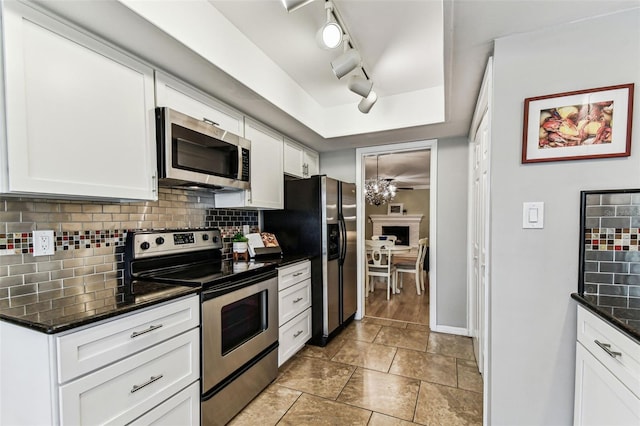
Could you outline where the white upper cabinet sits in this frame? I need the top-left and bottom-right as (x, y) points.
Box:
(284, 138), (318, 178)
(303, 148), (319, 176)
(0, 1), (157, 200)
(155, 71), (243, 136)
(215, 119), (284, 209)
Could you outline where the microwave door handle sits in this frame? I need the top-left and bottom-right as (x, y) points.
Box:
(202, 117), (219, 127)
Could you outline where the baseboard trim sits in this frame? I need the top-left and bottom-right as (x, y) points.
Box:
(431, 325), (470, 336)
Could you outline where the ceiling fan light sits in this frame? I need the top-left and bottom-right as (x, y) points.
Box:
(281, 0), (315, 12)
(347, 75), (373, 97)
(331, 48), (361, 79)
(317, 21), (343, 49)
(358, 90), (378, 113)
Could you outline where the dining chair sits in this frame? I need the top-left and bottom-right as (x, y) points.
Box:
(394, 238), (428, 295)
(365, 241), (396, 300)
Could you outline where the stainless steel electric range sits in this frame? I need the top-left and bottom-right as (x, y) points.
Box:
(124, 228), (278, 426)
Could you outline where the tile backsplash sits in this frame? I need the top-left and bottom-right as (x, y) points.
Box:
(582, 191), (640, 310)
(0, 187), (258, 315)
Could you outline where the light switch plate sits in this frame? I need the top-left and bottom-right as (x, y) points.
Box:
(33, 230), (55, 256)
(523, 202), (544, 229)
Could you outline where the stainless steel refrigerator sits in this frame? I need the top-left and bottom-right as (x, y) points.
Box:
(263, 175), (357, 346)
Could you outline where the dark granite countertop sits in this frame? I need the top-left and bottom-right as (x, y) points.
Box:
(572, 293), (640, 344)
(0, 281), (198, 334)
(0, 255), (310, 335)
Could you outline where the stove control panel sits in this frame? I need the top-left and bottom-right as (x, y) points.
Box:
(131, 229), (222, 258)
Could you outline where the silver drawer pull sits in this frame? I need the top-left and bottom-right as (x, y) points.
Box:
(130, 324), (163, 338)
(293, 330), (303, 338)
(594, 340), (622, 358)
(293, 297), (304, 303)
(130, 374), (163, 393)
(293, 272), (304, 277)
(202, 117), (219, 127)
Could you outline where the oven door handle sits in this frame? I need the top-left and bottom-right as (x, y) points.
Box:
(201, 270), (277, 301)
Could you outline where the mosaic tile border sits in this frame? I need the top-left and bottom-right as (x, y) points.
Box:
(584, 228), (640, 251)
(0, 231), (125, 256)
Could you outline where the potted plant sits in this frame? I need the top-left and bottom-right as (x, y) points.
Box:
(232, 232), (249, 254)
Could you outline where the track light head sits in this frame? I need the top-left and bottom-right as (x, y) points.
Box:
(281, 0), (315, 13)
(358, 91), (378, 114)
(317, 1), (343, 49)
(348, 75), (373, 97)
(331, 48), (361, 79)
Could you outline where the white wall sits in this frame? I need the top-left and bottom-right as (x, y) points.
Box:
(435, 137), (469, 329)
(489, 9), (640, 425)
(320, 149), (356, 183)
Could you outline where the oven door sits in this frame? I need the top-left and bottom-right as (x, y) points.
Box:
(201, 270), (278, 392)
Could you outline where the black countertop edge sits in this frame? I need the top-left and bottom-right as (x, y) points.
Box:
(571, 293), (640, 344)
(274, 255), (312, 267)
(0, 284), (199, 335)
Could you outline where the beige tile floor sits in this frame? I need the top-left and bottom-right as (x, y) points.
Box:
(229, 318), (483, 425)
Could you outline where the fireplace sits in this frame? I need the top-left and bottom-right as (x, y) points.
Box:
(382, 226), (410, 246)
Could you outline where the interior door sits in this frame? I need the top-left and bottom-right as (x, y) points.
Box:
(471, 112), (490, 374)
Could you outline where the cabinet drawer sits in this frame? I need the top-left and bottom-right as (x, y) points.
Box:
(57, 295), (199, 383)
(278, 308), (311, 366)
(577, 306), (640, 398)
(279, 279), (311, 325)
(278, 260), (311, 291)
(129, 381), (200, 426)
(59, 328), (199, 425)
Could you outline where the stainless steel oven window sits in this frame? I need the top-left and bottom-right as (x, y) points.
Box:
(220, 289), (268, 355)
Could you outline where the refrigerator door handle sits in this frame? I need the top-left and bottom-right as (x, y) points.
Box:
(338, 214), (347, 265)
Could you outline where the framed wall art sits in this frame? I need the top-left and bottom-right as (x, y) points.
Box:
(388, 203), (403, 215)
(522, 83), (634, 163)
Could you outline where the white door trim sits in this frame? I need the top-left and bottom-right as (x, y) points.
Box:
(355, 140), (437, 328)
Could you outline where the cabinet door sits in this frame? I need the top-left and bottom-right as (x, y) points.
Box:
(303, 148), (319, 177)
(0, 2), (157, 200)
(59, 329), (199, 426)
(216, 119), (283, 209)
(283, 138), (304, 177)
(155, 71), (243, 135)
(574, 343), (640, 425)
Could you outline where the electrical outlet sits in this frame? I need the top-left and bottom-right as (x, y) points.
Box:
(242, 224), (250, 235)
(33, 230), (55, 256)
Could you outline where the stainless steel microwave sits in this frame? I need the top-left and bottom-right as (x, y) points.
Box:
(156, 107), (250, 191)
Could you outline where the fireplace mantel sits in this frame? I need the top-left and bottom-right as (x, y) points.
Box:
(369, 214), (424, 223)
(369, 214), (423, 246)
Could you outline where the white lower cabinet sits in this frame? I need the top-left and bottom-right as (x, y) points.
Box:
(0, 295), (200, 425)
(277, 260), (312, 366)
(574, 305), (640, 425)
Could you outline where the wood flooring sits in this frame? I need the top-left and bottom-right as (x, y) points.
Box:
(364, 271), (430, 325)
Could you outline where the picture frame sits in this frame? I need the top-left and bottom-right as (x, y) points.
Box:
(388, 203), (403, 215)
(522, 83), (634, 163)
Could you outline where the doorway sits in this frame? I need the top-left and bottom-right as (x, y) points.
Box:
(355, 140), (437, 326)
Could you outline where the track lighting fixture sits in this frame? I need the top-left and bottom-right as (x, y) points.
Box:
(358, 91), (378, 114)
(281, 0), (315, 13)
(347, 75), (373, 98)
(283, 0), (378, 113)
(317, 1), (342, 49)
